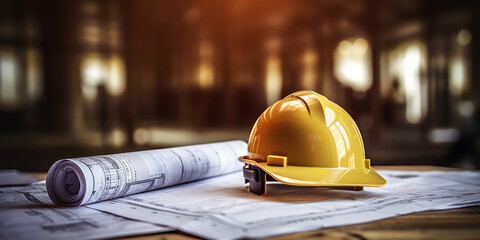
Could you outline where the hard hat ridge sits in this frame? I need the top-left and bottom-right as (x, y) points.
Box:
(286, 91), (326, 123)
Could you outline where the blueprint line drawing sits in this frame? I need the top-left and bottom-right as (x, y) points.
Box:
(88, 170), (480, 239)
(46, 140), (247, 206)
(0, 182), (170, 240)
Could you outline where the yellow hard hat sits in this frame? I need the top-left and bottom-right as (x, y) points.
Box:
(239, 90), (386, 195)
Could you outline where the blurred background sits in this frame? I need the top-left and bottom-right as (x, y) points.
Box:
(0, 0), (479, 171)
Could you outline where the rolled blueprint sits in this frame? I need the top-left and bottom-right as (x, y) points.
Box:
(46, 140), (246, 206)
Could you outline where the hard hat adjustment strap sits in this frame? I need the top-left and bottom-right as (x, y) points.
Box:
(243, 165), (267, 195)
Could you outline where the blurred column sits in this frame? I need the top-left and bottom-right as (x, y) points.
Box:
(367, 0), (381, 142)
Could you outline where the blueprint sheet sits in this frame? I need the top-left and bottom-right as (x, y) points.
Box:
(0, 169), (38, 186)
(88, 170), (480, 239)
(0, 182), (171, 240)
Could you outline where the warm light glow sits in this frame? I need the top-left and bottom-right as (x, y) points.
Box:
(264, 37), (283, 105)
(301, 48), (318, 89)
(108, 127), (127, 147)
(353, 38), (368, 53)
(449, 58), (466, 96)
(81, 55), (106, 101)
(81, 54), (126, 100)
(457, 29), (471, 46)
(25, 48), (43, 102)
(385, 41), (428, 124)
(198, 62), (214, 88)
(197, 40), (214, 88)
(448, 29), (471, 98)
(428, 128), (460, 143)
(0, 48), (20, 108)
(106, 56), (126, 96)
(134, 128), (151, 145)
(265, 55), (282, 105)
(458, 101), (474, 117)
(133, 127), (249, 146)
(337, 40), (351, 55)
(82, 23), (101, 44)
(334, 37), (372, 92)
(402, 45), (422, 124)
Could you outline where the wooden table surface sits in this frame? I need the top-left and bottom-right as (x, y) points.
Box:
(30, 166), (480, 240)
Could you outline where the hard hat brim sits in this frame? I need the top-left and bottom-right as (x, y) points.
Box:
(240, 158), (386, 187)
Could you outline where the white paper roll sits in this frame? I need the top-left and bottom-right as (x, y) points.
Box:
(46, 140), (247, 206)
